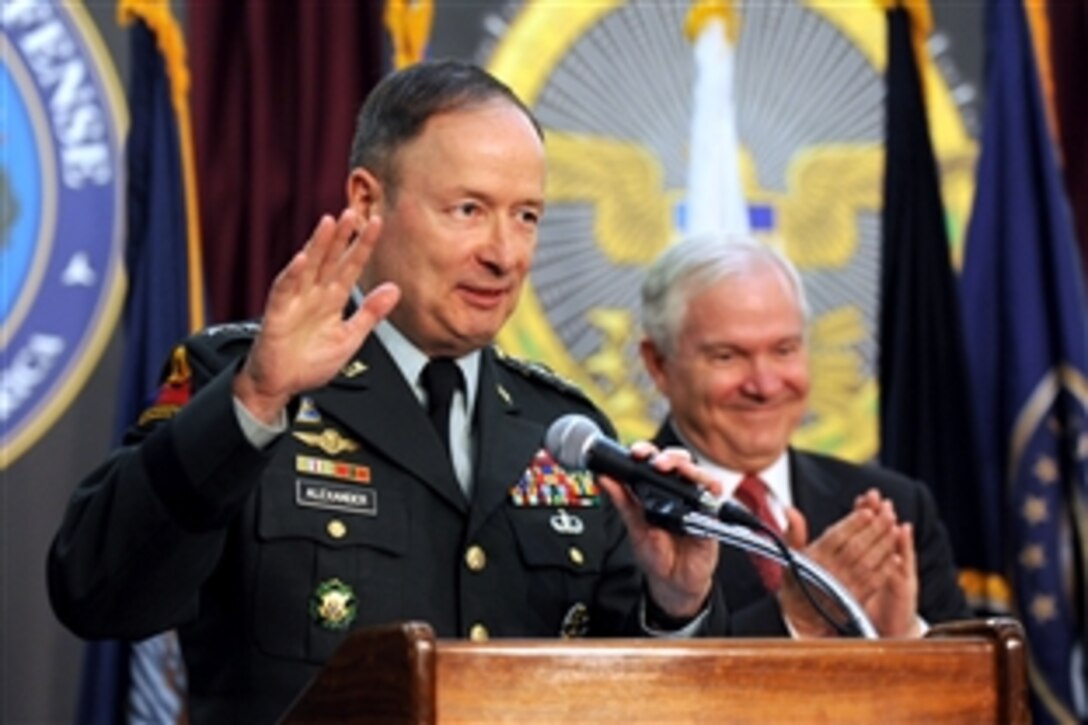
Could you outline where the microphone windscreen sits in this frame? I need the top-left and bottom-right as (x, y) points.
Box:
(544, 414), (600, 469)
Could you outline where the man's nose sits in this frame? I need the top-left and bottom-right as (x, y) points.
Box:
(479, 219), (517, 274)
(742, 359), (782, 397)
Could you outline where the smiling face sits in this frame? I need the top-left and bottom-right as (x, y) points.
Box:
(642, 261), (810, 472)
(351, 100), (546, 358)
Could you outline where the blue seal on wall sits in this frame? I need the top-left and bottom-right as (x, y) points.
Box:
(1, 3), (126, 466)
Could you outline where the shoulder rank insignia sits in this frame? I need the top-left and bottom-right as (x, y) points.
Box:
(492, 346), (589, 402)
(293, 428), (360, 455)
(310, 578), (357, 630)
(202, 321), (261, 337)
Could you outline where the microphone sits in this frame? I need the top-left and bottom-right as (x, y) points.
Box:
(544, 414), (765, 531)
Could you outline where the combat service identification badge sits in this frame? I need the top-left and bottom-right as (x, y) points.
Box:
(310, 578), (357, 630)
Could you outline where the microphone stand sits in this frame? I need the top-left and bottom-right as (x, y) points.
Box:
(678, 509), (878, 639)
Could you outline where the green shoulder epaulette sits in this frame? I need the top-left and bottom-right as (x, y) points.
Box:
(199, 320), (262, 341)
(492, 345), (591, 403)
(185, 320), (262, 367)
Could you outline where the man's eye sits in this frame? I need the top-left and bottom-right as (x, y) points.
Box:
(454, 202), (480, 218)
(519, 209), (541, 226)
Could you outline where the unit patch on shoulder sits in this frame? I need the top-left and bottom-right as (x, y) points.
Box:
(137, 346), (193, 426)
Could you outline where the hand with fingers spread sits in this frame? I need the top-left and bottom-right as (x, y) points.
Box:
(597, 444), (721, 620)
(233, 209), (401, 423)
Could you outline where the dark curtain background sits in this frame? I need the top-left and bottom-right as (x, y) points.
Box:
(189, 2), (386, 323)
(1047, 1), (1088, 283)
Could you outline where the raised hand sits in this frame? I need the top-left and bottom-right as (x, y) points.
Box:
(597, 444), (721, 619)
(233, 209), (401, 423)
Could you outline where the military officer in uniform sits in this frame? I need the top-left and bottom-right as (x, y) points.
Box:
(48, 61), (723, 723)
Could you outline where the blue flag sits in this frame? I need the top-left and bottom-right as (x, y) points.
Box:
(77, 2), (204, 722)
(961, 1), (1088, 722)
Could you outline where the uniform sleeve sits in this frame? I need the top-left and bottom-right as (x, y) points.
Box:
(589, 413), (736, 638)
(47, 340), (275, 640)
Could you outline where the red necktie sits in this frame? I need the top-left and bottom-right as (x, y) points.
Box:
(733, 473), (784, 591)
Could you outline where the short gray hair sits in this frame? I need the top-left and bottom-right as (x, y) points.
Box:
(640, 235), (810, 355)
(349, 59), (542, 197)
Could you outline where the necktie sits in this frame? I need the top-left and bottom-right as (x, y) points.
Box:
(733, 473), (784, 591)
(420, 358), (463, 458)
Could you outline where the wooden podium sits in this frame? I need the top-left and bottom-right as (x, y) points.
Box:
(284, 618), (1027, 723)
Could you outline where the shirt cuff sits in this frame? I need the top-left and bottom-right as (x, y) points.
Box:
(233, 395), (287, 448)
(639, 596), (710, 638)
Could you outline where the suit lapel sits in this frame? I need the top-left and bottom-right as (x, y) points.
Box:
(309, 336), (468, 513)
(466, 349), (545, 536)
(789, 450), (852, 538)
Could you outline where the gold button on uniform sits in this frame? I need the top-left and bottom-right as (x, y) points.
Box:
(326, 519), (347, 539)
(469, 623), (490, 641)
(464, 545), (487, 572)
(569, 546), (585, 566)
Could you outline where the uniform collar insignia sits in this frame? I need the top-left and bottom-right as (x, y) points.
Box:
(341, 360), (368, 378)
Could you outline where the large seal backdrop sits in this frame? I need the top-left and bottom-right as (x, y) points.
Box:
(1, 3), (126, 467)
(444, 1), (979, 462)
(1, 3), (126, 721)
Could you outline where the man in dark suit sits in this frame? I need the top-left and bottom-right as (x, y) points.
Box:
(48, 61), (722, 723)
(639, 235), (970, 637)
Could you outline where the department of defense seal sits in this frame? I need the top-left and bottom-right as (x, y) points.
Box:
(1, 2), (126, 466)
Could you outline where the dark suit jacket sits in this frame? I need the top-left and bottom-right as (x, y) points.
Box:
(654, 419), (970, 636)
(49, 327), (687, 723)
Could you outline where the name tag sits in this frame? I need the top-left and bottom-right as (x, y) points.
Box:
(296, 478), (378, 516)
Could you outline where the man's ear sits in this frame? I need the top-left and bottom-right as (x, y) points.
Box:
(639, 338), (669, 393)
(346, 168), (383, 220)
